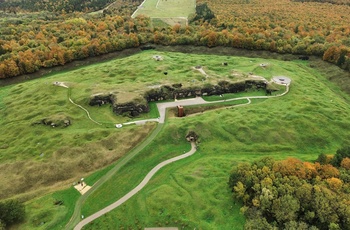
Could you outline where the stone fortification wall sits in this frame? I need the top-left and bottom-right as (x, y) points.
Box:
(89, 80), (267, 117)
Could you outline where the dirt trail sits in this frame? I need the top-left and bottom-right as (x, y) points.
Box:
(55, 82), (102, 125)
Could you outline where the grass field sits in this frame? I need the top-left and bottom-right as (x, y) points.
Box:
(81, 54), (349, 229)
(133, 0), (195, 18)
(2, 50), (350, 229)
(20, 187), (80, 230)
(131, 0), (195, 25)
(81, 70), (350, 228)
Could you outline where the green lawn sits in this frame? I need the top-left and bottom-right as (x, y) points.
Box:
(19, 163), (118, 230)
(82, 88), (350, 229)
(202, 90), (267, 101)
(132, 0), (196, 18)
(80, 55), (350, 229)
(20, 187), (80, 230)
(2, 50), (350, 230)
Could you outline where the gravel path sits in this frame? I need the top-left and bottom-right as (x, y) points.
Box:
(55, 82), (102, 125)
(74, 142), (197, 230)
(68, 97), (102, 126)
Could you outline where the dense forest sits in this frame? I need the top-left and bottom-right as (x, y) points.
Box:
(229, 147), (350, 230)
(0, 0), (349, 78)
(0, 0), (115, 12)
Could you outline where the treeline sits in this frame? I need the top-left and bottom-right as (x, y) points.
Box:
(0, 0), (350, 79)
(229, 146), (350, 230)
(0, 0), (113, 13)
(0, 9), (148, 78)
(197, 0), (350, 69)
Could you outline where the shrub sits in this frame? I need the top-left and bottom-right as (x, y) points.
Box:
(0, 200), (25, 227)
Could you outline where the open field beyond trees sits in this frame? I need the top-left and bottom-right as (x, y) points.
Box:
(131, 0), (196, 26)
(132, 0), (195, 18)
(2, 50), (350, 229)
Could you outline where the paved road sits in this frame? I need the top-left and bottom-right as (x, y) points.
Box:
(123, 84), (289, 126)
(145, 83), (289, 124)
(70, 83), (290, 229)
(65, 124), (164, 230)
(74, 142), (197, 230)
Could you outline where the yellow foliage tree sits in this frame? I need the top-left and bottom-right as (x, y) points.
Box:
(340, 157), (350, 170)
(326, 177), (343, 191)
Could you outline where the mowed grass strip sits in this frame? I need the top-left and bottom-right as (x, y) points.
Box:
(132, 0), (195, 18)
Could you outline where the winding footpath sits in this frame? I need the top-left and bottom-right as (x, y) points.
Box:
(68, 96), (102, 126)
(74, 142), (197, 230)
(55, 82), (102, 125)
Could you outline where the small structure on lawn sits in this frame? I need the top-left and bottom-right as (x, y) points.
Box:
(272, 76), (291, 85)
(74, 178), (91, 195)
(152, 55), (163, 61)
(116, 124), (123, 128)
(177, 105), (184, 117)
(186, 131), (198, 142)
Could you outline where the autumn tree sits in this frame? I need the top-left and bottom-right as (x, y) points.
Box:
(323, 46), (341, 64)
(229, 155), (350, 229)
(332, 146), (350, 167)
(340, 158), (350, 170)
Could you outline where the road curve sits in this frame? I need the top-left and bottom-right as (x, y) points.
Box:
(155, 83), (289, 123)
(74, 142), (197, 230)
(65, 124), (164, 230)
(59, 80), (289, 127)
(70, 83), (290, 229)
(128, 84), (289, 126)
